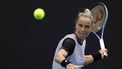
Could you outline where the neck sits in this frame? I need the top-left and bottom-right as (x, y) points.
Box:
(74, 33), (83, 45)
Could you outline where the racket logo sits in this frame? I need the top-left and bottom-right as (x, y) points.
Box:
(94, 9), (104, 24)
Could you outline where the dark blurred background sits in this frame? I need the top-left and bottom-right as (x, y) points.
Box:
(0, 0), (121, 69)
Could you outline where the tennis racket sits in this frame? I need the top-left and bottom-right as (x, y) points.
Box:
(90, 2), (108, 56)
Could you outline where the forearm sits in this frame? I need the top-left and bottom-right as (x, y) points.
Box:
(54, 49), (68, 64)
(84, 55), (94, 65)
(54, 53), (65, 64)
(84, 51), (104, 65)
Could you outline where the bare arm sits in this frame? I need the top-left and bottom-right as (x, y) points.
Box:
(84, 48), (108, 65)
(54, 49), (68, 64)
(54, 49), (80, 69)
(84, 55), (94, 65)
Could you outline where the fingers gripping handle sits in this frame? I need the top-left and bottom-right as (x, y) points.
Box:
(99, 39), (107, 56)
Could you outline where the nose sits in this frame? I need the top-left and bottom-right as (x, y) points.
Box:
(81, 27), (85, 32)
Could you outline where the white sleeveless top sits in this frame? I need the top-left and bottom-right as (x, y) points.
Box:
(52, 33), (86, 69)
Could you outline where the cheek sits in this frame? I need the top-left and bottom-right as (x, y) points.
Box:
(87, 29), (92, 32)
(85, 29), (92, 35)
(75, 24), (78, 29)
(84, 31), (91, 37)
(86, 27), (92, 32)
(75, 25), (79, 31)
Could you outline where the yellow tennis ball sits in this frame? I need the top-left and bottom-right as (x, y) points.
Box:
(33, 8), (45, 20)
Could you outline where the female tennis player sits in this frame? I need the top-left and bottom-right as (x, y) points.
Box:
(52, 9), (108, 69)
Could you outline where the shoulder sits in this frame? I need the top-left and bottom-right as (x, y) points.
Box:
(63, 38), (75, 45)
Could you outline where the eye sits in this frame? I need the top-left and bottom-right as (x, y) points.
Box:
(85, 26), (90, 28)
(78, 24), (83, 27)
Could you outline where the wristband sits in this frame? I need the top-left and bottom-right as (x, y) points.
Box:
(61, 59), (71, 67)
(91, 52), (102, 62)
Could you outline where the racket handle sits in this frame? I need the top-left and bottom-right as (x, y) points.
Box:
(99, 39), (105, 49)
(99, 39), (107, 56)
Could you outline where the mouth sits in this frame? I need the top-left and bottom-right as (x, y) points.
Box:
(79, 33), (85, 35)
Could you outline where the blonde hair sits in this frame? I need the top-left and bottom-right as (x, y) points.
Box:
(76, 9), (94, 24)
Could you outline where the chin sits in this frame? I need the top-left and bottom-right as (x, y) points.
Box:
(80, 35), (88, 39)
(78, 35), (85, 39)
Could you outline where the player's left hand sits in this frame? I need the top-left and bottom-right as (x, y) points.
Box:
(99, 48), (108, 59)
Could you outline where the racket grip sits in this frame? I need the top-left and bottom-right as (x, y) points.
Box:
(99, 39), (107, 56)
(99, 39), (105, 49)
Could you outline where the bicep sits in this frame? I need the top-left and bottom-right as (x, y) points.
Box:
(61, 38), (75, 56)
(54, 38), (75, 64)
